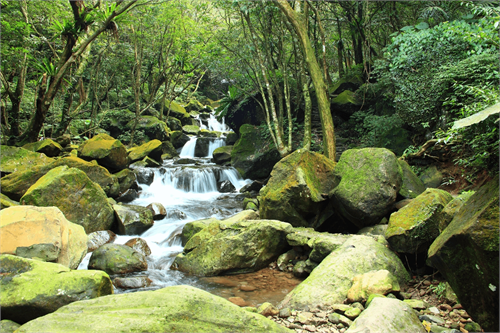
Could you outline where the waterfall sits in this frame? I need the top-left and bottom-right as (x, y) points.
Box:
(207, 138), (225, 157)
(179, 137), (197, 158)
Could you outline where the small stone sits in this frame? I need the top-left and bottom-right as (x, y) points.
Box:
(328, 313), (340, 324)
(331, 304), (351, 313)
(257, 302), (279, 317)
(429, 324), (450, 333)
(240, 285), (257, 292)
(464, 322), (481, 332)
(279, 308), (292, 318)
(298, 312), (314, 325)
(404, 299), (429, 310)
(419, 314), (445, 325)
(228, 297), (247, 307)
(350, 302), (364, 311)
(429, 306), (440, 314)
(339, 328), (346, 333)
(316, 311), (327, 318)
(423, 280), (432, 286)
(459, 318), (468, 324)
(452, 304), (463, 310)
(288, 323), (302, 329)
(287, 317), (295, 323)
(304, 325), (317, 332)
(344, 307), (361, 320)
(439, 304), (452, 312)
(459, 327), (468, 333)
(419, 290), (427, 297)
(457, 310), (470, 318)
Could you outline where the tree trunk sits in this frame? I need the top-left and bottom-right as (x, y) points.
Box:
(275, 0), (336, 160)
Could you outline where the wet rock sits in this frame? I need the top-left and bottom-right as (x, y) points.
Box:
(0, 193), (19, 209)
(113, 168), (137, 195)
(127, 139), (163, 163)
(180, 218), (217, 246)
(171, 131), (190, 149)
(228, 296), (248, 307)
(22, 139), (63, 157)
(218, 180), (236, 193)
(329, 148), (402, 228)
(88, 243), (147, 275)
(147, 202), (167, 220)
(0, 255), (112, 324)
(166, 208), (187, 220)
(280, 308), (292, 318)
(293, 261), (308, 278)
(135, 168), (154, 185)
(124, 238), (151, 257)
(116, 188), (139, 203)
(226, 132), (238, 145)
(113, 204), (154, 235)
(0, 206), (87, 269)
(278, 249), (297, 271)
(87, 230), (117, 252)
(174, 158), (197, 165)
(258, 302), (279, 317)
(77, 133), (128, 172)
(113, 276), (152, 289)
(182, 125), (200, 136)
(20, 166), (115, 234)
(213, 145), (233, 165)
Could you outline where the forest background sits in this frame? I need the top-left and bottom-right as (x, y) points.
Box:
(1, 0), (498, 177)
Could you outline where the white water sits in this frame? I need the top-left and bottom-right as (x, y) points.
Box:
(79, 116), (252, 292)
(199, 113), (230, 132)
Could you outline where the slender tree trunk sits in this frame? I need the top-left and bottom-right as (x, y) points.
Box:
(275, 0), (336, 160)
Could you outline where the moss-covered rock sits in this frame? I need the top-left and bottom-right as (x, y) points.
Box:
(180, 218), (218, 246)
(15, 285), (291, 333)
(346, 270), (401, 303)
(386, 188), (452, 254)
(22, 139), (63, 157)
(398, 159), (426, 199)
(167, 101), (193, 126)
(437, 190), (475, 232)
(1, 156), (120, 201)
(184, 99), (204, 112)
(112, 168), (137, 195)
(127, 139), (163, 163)
(331, 90), (361, 119)
(0, 319), (20, 333)
(0, 254), (112, 324)
(113, 204), (154, 235)
(419, 165), (443, 188)
(329, 148), (402, 228)
(183, 124), (200, 136)
(1, 193), (19, 209)
(0, 206), (87, 269)
(226, 132), (238, 145)
(162, 140), (179, 159)
(427, 176), (499, 332)
(213, 145), (233, 165)
(173, 219), (292, 276)
(279, 235), (409, 310)
(345, 297), (426, 333)
(77, 134), (128, 172)
(88, 243), (147, 275)
(167, 116), (182, 131)
(231, 124), (281, 179)
(171, 130), (190, 149)
(127, 116), (170, 141)
(286, 228), (349, 263)
(20, 166), (115, 234)
(0, 145), (55, 175)
(260, 149), (336, 228)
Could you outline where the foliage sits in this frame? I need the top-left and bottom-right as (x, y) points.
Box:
(214, 86), (240, 121)
(428, 282), (447, 300)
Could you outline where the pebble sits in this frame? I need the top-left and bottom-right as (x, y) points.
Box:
(452, 304), (463, 310)
(429, 306), (441, 314)
(304, 325), (317, 332)
(419, 314), (445, 325)
(439, 304), (452, 312)
(279, 308), (291, 318)
(420, 290), (427, 296)
(423, 280), (432, 286)
(298, 312), (314, 324)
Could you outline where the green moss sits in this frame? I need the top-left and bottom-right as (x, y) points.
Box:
(332, 90), (359, 105)
(0, 146), (55, 175)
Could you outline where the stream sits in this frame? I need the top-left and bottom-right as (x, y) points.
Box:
(79, 114), (301, 307)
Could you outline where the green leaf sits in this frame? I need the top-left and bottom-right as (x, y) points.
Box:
(415, 22), (429, 30)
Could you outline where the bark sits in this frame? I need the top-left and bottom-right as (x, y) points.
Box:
(0, 54), (27, 137)
(275, 0), (336, 160)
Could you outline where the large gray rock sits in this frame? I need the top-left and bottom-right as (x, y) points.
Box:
(329, 148), (402, 228)
(113, 204), (154, 235)
(386, 188), (453, 254)
(88, 243), (147, 275)
(345, 297), (426, 333)
(259, 149), (336, 228)
(398, 159), (426, 199)
(427, 176), (499, 332)
(279, 235), (409, 310)
(0, 255), (112, 324)
(15, 285), (291, 333)
(173, 219), (292, 276)
(286, 227), (349, 263)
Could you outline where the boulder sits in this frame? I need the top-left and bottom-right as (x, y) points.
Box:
(183, 124), (200, 136)
(286, 228), (349, 263)
(438, 191), (474, 232)
(135, 168), (154, 185)
(1, 156), (120, 201)
(15, 285), (291, 333)
(171, 130), (190, 149)
(386, 188), (453, 254)
(231, 124), (281, 179)
(260, 149), (336, 228)
(225, 91), (266, 134)
(54, 134), (71, 147)
(20, 166), (115, 234)
(218, 180), (235, 193)
(88, 243), (147, 275)
(167, 116), (182, 131)
(87, 230), (117, 252)
(346, 270), (401, 303)
(113, 204), (154, 235)
(0, 206), (87, 269)
(279, 235), (409, 310)
(113, 168), (137, 195)
(167, 101), (192, 126)
(128, 116), (170, 141)
(226, 132), (238, 145)
(330, 90), (361, 119)
(419, 166), (443, 188)
(0, 145), (54, 175)
(194, 137), (212, 157)
(345, 297), (426, 333)
(22, 138), (62, 157)
(221, 209), (260, 224)
(146, 202), (167, 220)
(427, 177), (499, 332)
(1, 193), (19, 209)
(180, 217), (218, 246)
(124, 237), (151, 257)
(0, 320), (20, 333)
(127, 139), (163, 163)
(113, 276), (152, 289)
(398, 159), (426, 199)
(161, 140), (179, 159)
(173, 219), (292, 276)
(329, 148), (402, 228)
(213, 145), (233, 165)
(77, 133), (128, 172)
(115, 188), (139, 203)
(0, 254), (112, 324)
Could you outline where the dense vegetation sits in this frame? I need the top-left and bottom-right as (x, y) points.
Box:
(1, 0), (498, 173)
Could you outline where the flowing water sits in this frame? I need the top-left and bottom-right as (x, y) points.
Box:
(79, 117), (302, 306)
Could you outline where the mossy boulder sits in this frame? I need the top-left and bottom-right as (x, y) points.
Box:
(259, 149), (336, 228)
(194, 137), (214, 157)
(15, 285), (291, 333)
(166, 116), (182, 131)
(386, 188), (453, 254)
(231, 124), (281, 179)
(226, 132), (238, 145)
(427, 176), (499, 333)
(1, 193), (19, 209)
(173, 219), (292, 276)
(329, 148), (402, 228)
(0, 206), (87, 269)
(184, 99), (204, 112)
(419, 165), (443, 188)
(345, 297), (426, 333)
(331, 90), (361, 118)
(20, 166), (115, 234)
(213, 145), (233, 165)
(398, 159), (426, 199)
(183, 124), (200, 136)
(22, 139), (62, 157)
(127, 139), (163, 163)
(0, 254), (113, 324)
(1, 156), (120, 201)
(161, 140), (179, 159)
(112, 168), (137, 195)
(279, 235), (409, 310)
(77, 134), (128, 172)
(0, 320), (20, 333)
(167, 101), (192, 125)
(127, 116), (170, 141)
(113, 204), (154, 235)
(171, 130), (190, 149)
(286, 228), (349, 263)
(88, 243), (147, 275)
(181, 218), (219, 246)
(346, 270), (401, 303)
(0, 145), (55, 175)
(437, 190), (475, 232)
